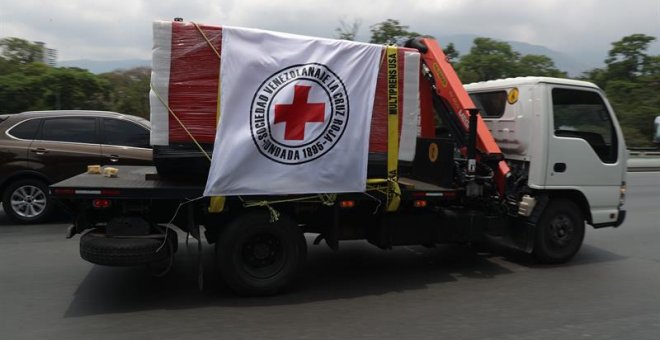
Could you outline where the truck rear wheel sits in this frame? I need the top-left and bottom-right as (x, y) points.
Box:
(216, 211), (306, 296)
(533, 199), (585, 264)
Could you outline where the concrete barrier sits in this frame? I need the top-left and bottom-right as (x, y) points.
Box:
(628, 150), (660, 172)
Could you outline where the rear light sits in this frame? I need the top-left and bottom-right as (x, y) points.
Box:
(92, 199), (111, 208)
(413, 200), (428, 208)
(619, 181), (626, 207)
(339, 200), (355, 208)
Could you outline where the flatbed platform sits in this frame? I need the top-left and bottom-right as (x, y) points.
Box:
(51, 166), (205, 199)
(51, 166), (458, 201)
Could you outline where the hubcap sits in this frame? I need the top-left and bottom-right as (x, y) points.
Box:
(10, 185), (47, 218)
(549, 215), (574, 246)
(241, 233), (285, 278)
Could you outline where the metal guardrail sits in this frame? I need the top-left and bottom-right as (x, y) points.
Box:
(628, 151), (660, 157)
(628, 149), (660, 172)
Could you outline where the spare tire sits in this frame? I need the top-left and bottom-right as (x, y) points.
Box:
(80, 230), (174, 266)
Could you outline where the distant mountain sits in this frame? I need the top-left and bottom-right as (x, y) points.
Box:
(57, 36), (604, 76)
(58, 59), (150, 74)
(435, 34), (600, 76)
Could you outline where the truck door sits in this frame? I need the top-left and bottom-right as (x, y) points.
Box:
(544, 86), (625, 224)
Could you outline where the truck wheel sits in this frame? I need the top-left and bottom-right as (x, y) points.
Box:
(80, 230), (172, 266)
(533, 199), (585, 264)
(2, 179), (52, 224)
(216, 212), (307, 296)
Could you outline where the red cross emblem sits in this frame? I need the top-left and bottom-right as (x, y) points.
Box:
(274, 85), (326, 140)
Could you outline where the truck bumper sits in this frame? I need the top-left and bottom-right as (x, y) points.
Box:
(593, 210), (626, 228)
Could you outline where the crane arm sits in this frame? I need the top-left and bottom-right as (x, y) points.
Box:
(406, 37), (511, 195)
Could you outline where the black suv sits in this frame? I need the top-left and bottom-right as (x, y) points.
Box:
(0, 110), (152, 223)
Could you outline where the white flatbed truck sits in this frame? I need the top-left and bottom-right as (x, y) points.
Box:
(52, 37), (627, 296)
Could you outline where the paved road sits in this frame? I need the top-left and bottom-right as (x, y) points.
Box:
(1, 172), (659, 339)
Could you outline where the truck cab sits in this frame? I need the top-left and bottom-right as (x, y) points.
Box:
(465, 77), (627, 228)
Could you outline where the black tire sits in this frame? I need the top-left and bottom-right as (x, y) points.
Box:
(2, 179), (52, 224)
(533, 199), (585, 264)
(147, 230), (178, 277)
(80, 231), (172, 266)
(216, 211), (307, 296)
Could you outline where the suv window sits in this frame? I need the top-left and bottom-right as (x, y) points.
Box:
(8, 118), (42, 140)
(469, 91), (507, 118)
(102, 118), (150, 148)
(40, 117), (98, 144)
(552, 88), (617, 163)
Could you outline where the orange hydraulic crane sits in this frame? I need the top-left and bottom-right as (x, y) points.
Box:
(406, 37), (511, 196)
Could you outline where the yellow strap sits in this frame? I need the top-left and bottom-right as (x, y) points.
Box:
(209, 196), (226, 213)
(385, 46), (401, 212)
(190, 21), (226, 213)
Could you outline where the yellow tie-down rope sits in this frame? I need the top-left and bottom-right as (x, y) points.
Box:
(243, 194), (337, 222)
(192, 22), (226, 213)
(150, 22), (226, 212)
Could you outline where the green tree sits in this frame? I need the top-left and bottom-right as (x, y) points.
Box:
(334, 18), (362, 41)
(0, 49), (111, 114)
(0, 69), (47, 113)
(443, 43), (460, 62)
(517, 54), (566, 78)
(605, 34), (656, 80)
(0, 37), (44, 64)
(456, 38), (521, 82)
(455, 37), (565, 82)
(582, 34), (660, 146)
(100, 67), (151, 119)
(41, 67), (111, 110)
(369, 19), (420, 44)
(0, 62), (56, 113)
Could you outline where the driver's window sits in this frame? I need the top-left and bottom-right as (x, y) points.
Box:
(552, 88), (618, 163)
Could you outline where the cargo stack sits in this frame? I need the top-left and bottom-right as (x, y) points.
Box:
(149, 20), (422, 179)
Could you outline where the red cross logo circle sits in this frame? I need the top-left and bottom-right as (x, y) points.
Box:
(250, 63), (349, 165)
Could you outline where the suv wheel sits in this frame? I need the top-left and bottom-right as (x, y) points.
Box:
(2, 179), (52, 224)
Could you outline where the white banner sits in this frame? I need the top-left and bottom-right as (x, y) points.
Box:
(204, 27), (383, 196)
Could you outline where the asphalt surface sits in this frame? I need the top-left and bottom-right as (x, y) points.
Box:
(1, 172), (659, 339)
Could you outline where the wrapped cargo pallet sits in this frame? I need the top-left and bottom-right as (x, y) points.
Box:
(150, 20), (423, 194)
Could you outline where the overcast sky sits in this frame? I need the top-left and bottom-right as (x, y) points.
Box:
(1, 0), (658, 66)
